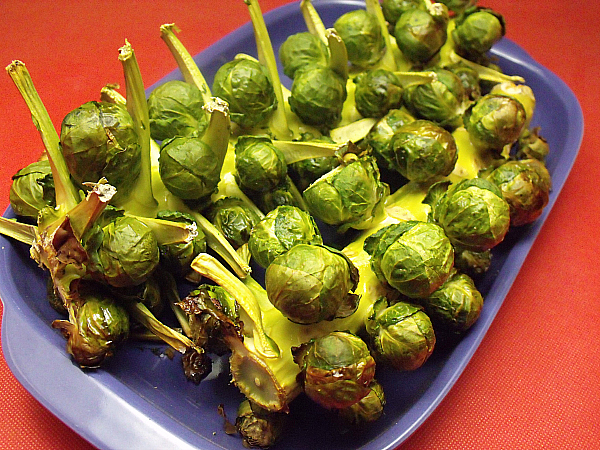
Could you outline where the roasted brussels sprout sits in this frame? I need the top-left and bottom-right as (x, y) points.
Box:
(289, 155), (340, 192)
(354, 69), (404, 119)
(303, 155), (389, 232)
(248, 205), (322, 269)
(381, 0), (427, 26)
(53, 291), (130, 368)
(235, 135), (287, 193)
(393, 6), (449, 64)
(289, 66), (347, 130)
(9, 160), (55, 219)
(212, 57), (277, 129)
(235, 399), (287, 448)
(463, 93), (526, 154)
(420, 271), (483, 333)
(516, 127), (549, 162)
(85, 215), (160, 288)
(425, 178), (511, 251)
(337, 380), (385, 426)
(156, 210), (206, 277)
(485, 159), (552, 226)
(452, 7), (505, 60)
(278, 32), (329, 79)
(265, 244), (359, 324)
(435, 0), (477, 15)
(147, 80), (208, 141)
(446, 62), (481, 101)
(292, 331), (376, 409)
(207, 197), (262, 249)
(362, 108), (416, 171)
(334, 9), (386, 69)
(490, 82), (536, 127)
(250, 176), (305, 214)
(453, 246), (492, 277)
(365, 297), (435, 370)
(389, 119), (458, 182)
(158, 135), (221, 201)
(364, 221), (454, 298)
(403, 68), (468, 129)
(60, 101), (141, 199)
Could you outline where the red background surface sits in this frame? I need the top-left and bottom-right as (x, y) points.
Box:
(1, 1), (599, 449)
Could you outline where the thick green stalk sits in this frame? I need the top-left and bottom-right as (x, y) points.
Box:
(0, 217), (36, 245)
(118, 41), (157, 213)
(365, 0), (398, 71)
(6, 61), (79, 212)
(393, 70), (438, 87)
(300, 0), (327, 44)
(330, 118), (377, 144)
(160, 23), (212, 105)
(326, 29), (349, 80)
(201, 98), (231, 169)
(244, 0), (292, 139)
(126, 214), (197, 246)
(271, 140), (341, 164)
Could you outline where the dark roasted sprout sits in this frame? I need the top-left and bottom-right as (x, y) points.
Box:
(381, 0), (427, 27)
(393, 5), (449, 64)
(60, 101), (141, 200)
(278, 32), (329, 80)
(419, 270), (484, 334)
(293, 331), (376, 409)
(484, 159), (552, 226)
(147, 80), (208, 141)
(354, 69), (404, 119)
(212, 57), (277, 129)
(365, 297), (435, 370)
(334, 9), (386, 69)
(425, 178), (511, 252)
(452, 7), (505, 60)
(248, 205), (322, 269)
(9, 159), (55, 219)
(235, 399), (287, 449)
(361, 108), (416, 170)
(516, 127), (550, 162)
(235, 135), (287, 193)
(389, 119), (458, 182)
(453, 246), (492, 277)
(337, 380), (385, 427)
(208, 197), (261, 249)
(265, 244), (359, 324)
(364, 221), (454, 298)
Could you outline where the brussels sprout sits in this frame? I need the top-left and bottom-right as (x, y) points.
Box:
(453, 246), (492, 277)
(337, 380), (385, 426)
(147, 80), (208, 141)
(364, 221), (454, 298)
(446, 62), (481, 101)
(485, 159), (552, 226)
(278, 32), (329, 79)
(207, 197), (262, 249)
(251, 176), (306, 214)
(248, 205), (322, 269)
(265, 244), (359, 324)
(289, 66), (347, 130)
(235, 135), (287, 193)
(463, 93), (526, 154)
(177, 284), (241, 357)
(46, 276), (67, 315)
(334, 9), (386, 69)
(490, 82), (536, 127)
(181, 347), (213, 385)
(156, 210), (206, 276)
(362, 108), (416, 170)
(303, 155), (389, 232)
(158, 135), (221, 201)
(426, 178), (511, 251)
(389, 119), (458, 182)
(289, 155), (340, 192)
(54, 291), (130, 368)
(212, 57), (277, 129)
(111, 271), (164, 317)
(420, 271), (483, 333)
(365, 297), (435, 370)
(85, 215), (160, 287)
(393, 6), (449, 64)
(292, 331), (376, 409)
(403, 68), (468, 129)
(435, 0), (476, 15)
(60, 101), (141, 199)
(354, 69), (404, 119)
(381, 0), (427, 26)
(452, 8), (505, 59)
(235, 399), (287, 448)
(516, 127), (550, 162)
(9, 160), (55, 219)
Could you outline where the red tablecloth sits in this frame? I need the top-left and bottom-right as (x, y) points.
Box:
(1, 1), (599, 449)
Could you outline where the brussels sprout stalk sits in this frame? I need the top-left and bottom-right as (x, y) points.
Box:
(326, 29), (349, 80)
(0, 217), (37, 245)
(160, 23), (212, 104)
(300, 0), (327, 44)
(365, 0), (399, 71)
(244, 0), (292, 140)
(117, 41), (158, 213)
(6, 61), (79, 212)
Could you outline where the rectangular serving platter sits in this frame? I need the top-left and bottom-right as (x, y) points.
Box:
(0, 1), (584, 449)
